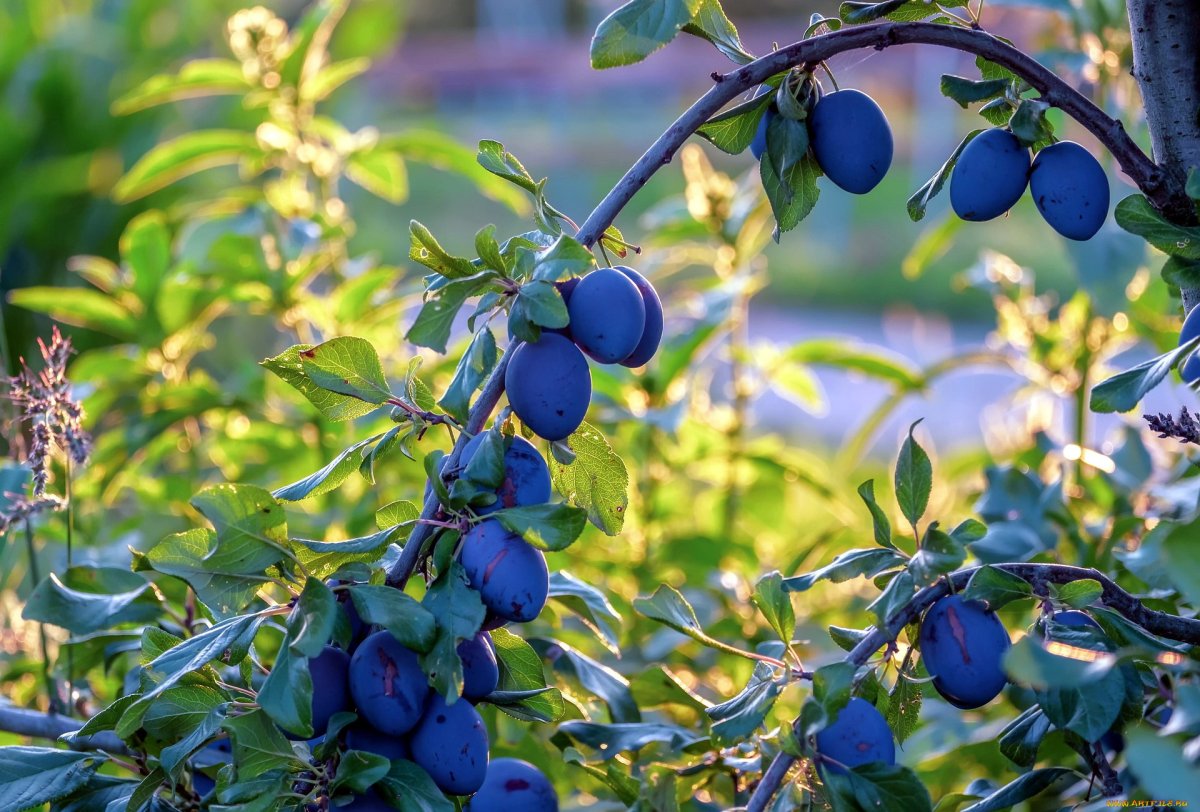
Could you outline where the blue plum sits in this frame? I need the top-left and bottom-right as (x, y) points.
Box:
(343, 721), (410, 761)
(505, 334), (591, 441)
(466, 758), (559, 812)
(349, 631), (430, 735)
(547, 278), (580, 339)
(340, 791), (393, 811)
(457, 433), (551, 515)
(409, 694), (490, 795)
(460, 520), (548, 623)
(191, 739), (232, 797)
(1177, 304), (1200, 384)
(615, 266), (663, 368)
(749, 86), (775, 161)
(1029, 141), (1109, 241)
(1051, 610), (1099, 629)
(919, 594), (1011, 709)
(950, 128), (1031, 221)
(458, 632), (499, 702)
(814, 697), (895, 773)
(808, 89), (893, 194)
(567, 268), (646, 364)
(280, 646), (351, 738)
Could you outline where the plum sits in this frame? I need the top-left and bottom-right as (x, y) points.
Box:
(349, 631), (430, 735)
(1051, 610), (1099, 630)
(460, 520), (549, 623)
(1177, 304), (1200, 384)
(409, 694), (490, 795)
(343, 721), (410, 761)
(808, 89), (893, 194)
(1029, 141), (1109, 241)
(279, 645), (352, 738)
(191, 739), (232, 797)
(749, 86), (775, 161)
(466, 758), (558, 812)
(919, 594), (1011, 709)
(566, 268), (646, 364)
(340, 791), (393, 811)
(615, 266), (663, 368)
(505, 334), (591, 441)
(458, 632), (499, 702)
(814, 697), (895, 773)
(950, 128), (1031, 221)
(547, 277), (580, 339)
(457, 433), (551, 515)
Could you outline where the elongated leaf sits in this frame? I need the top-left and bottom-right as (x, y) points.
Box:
(112, 59), (251, 114)
(113, 130), (261, 202)
(1091, 338), (1199, 413)
(908, 130), (981, 221)
(23, 569), (154, 634)
(491, 503), (587, 551)
(346, 148), (408, 203)
(895, 421), (932, 527)
(298, 336), (392, 405)
(0, 748), (99, 812)
(959, 768), (1076, 812)
(489, 627), (566, 723)
(783, 548), (907, 592)
(274, 434), (381, 501)
(590, 0), (696, 70)
(549, 422), (629, 535)
(8, 287), (139, 340)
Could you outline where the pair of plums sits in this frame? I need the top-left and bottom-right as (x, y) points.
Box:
(342, 759), (558, 811)
(505, 265), (663, 441)
(751, 86), (894, 196)
(950, 128), (1109, 240)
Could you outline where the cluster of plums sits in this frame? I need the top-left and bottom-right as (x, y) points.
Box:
(506, 265), (662, 441)
(750, 84), (894, 196)
(950, 128), (1110, 240)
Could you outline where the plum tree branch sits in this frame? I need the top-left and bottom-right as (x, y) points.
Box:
(745, 562), (1200, 811)
(577, 20), (1171, 247)
(385, 343), (520, 588)
(0, 706), (128, 754)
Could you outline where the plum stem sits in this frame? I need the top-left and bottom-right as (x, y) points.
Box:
(746, 561), (1200, 811)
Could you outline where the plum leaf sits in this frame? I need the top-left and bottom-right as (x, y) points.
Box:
(752, 571), (796, 645)
(298, 336), (392, 405)
(491, 503), (588, 552)
(550, 422), (629, 535)
(894, 421), (932, 528)
(959, 768), (1077, 812)
(590, 0), (698, 70)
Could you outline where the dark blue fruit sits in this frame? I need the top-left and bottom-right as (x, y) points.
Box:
(505, 334), (592, 441)
(460, 520), (549, 623)
(458, 632), (499, 702)
(919, 594), (1011, 709)
(750, 86), (775, 161)
(1029, 141), (1109, 241)
(1177, 304), (1200, 384)
(466, 758), (559, 812)
(458, 434), (551, 515)
(192, 739), (231, 797)
(814, 697), (896, 773)
(410, 694), (490, 795)
(281, 646), (351, 738)
(344, 721), (410, 761)
(567, 268), (646, 364)
(349, 631), (430, 735)
(341, 791), (394, 811)
(615, 266), (663, 368)
(1052, 610), (1099, 629)
(808, 89), (893, 195)
(950, 128), (1031, 221)
(547, 278), (580, 339)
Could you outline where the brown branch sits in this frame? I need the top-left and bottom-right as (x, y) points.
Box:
(576, 20), (1168, 247)
(0, 705), (128, 754)
(746, 562), (1200, 811)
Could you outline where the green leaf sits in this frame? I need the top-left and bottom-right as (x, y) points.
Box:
(531, 234), (596, 282)
(1009, 98), (1054, 147)
(191, 483), (290, 573)
(886, 670), (923, 744)
(407, 274), (495, 354)
(112, 58), (251, 114)
(696, 92), (773, 155)
(839, 0), (913, 23)
(330, 750), (391, 796)
(868, 570), (915, 628)
(537, 638), (640, 723)
(548, 571), (623, 654)
(997, 706), (1050, 769)
(558, 720), (703, 760)
(376, 500), (420, 530)
(1125, 726), (1200, 806)
(439, 327), (498, 422)
(824, 763), (933, 812)
(259, 644), (317, 736)
(939, 75), (1010, 107)
(375, 759), (456, 812)
(959, 768), (1077, 812)
(909, 527), (965, 587)
(761, 149), (821, 241)
(141, 613), (264, 703)
(0, 747), (99, 812)
(787, 340), (922, 388)
(1161, 255), (1200, 289)
(409, 220), (479, 279)
(783, 548), (907, 592)
(262, 344), (380, 421)
(146, 529), (266, 616)
(346, 148), (408, 203)
(894, 421), (932, 527)
(476, 139), (541, 196)
(419, 562), (486, 702)
(681, 0), (754, 64)
(159, 705), (227, 775)
(23, 568), (155, 634)
(273, 434), (382, 501)
(288, 577), (338, 657)
(908, 129), (981, 221)
(298, 336), (392, 405)
(1090, 337), (1199, 413)
(1163, 524), (1200, 606)
(633, 585), (751, 660)
(706, 666), (781, 746)
(382, 130), (529, 214)
(1116, 193), (1200, 259)
(303, 57), (371, 102)
(564, 749), (640, 805)
(142, 684), (226, 741)
(962, 566), (1033, 610)
(7, 287), (139, 340)
(590, 0), (697, 69)
(1052, 578), (1103, 609)
(223, 709), (297, 778)
(491, 503), (588, 551)
(513, 279), (569, 331)
(752, 571), (795, 644)
(120, 210), (171, 306)
(857, 480), (895, 550)
(1003, 636), (1115, 690)
(829, 626), (872, 652)
(549, 422), (630, 535)
(348, 584), (437, 653)
(112, 130), (261, 202)
(489, 627), (566, 722)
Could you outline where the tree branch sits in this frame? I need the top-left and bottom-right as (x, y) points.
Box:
(0, 705), (128, 754)
(746, 562), (1200, 811)
(577, 20), (1168, 247)
(384, 343), (520, 588)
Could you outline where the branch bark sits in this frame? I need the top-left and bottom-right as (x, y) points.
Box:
(1127, 0), (1200, 312)
(0, 706), (128, 754)
(578, 20), (1167, 246)
(746, 562), (1200, 811)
